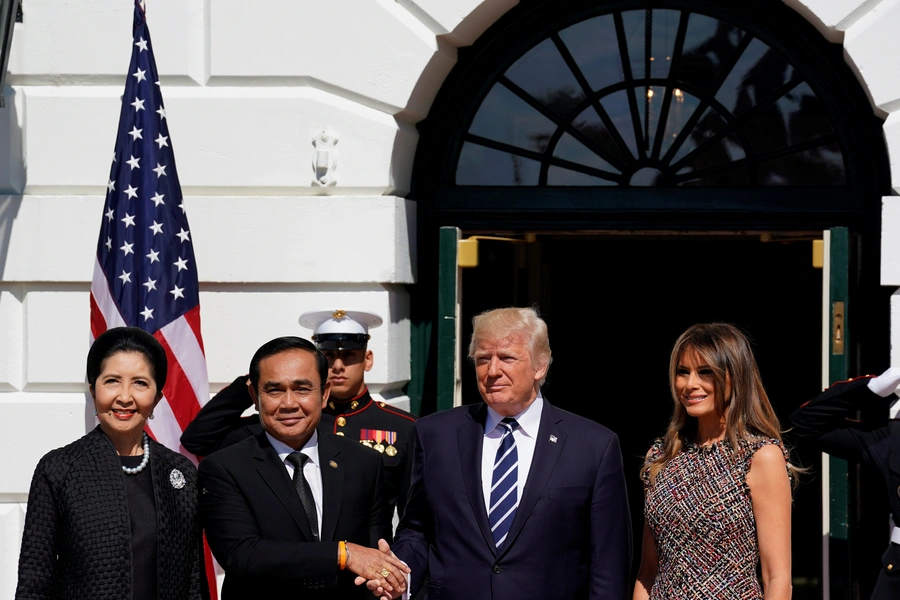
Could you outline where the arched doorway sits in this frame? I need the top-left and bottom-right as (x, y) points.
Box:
(409, 0), (890, 597)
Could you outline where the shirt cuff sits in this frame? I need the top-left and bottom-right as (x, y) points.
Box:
(867, 367), (900, 397)
(400, 559), (410, 600)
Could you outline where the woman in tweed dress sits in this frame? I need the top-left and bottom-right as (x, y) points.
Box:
(16, 327), (208, 600)
(633, 323), (797, 600)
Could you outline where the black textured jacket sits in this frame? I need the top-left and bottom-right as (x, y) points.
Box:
(16, 426), (209, 600)
(789, 377), (900, 599)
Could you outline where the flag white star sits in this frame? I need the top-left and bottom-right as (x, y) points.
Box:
(107, 179), (115, 192)
(135, 37), (148, 52)
(170, 285), (185, 300)
(176, 228), (190, 242)
(151, 192), (165, 206)
(174, 256), (189, 271)
(126, 155), (140, 170)
(131, 97), (145, 112)
(120, 241), (134, 256)
(143, 277), (158, 291)
(105, 208), (115, 221)
(122, 213), (136, 228)
(132, 68), (147, 83)
(140, 306), (154, 321)
(105, 237), (112, 251)
(178, 202), (186, 214)
(152, 163), (166, 178)
(119, 270), (132, 284)
(156, 106), (166, 120)
(128, 126), (143, 141)
(149, 221), (164, 235)
(155, 134), (169, 149)
(124, 185), (138, 199)
(146, 249), (160, 264)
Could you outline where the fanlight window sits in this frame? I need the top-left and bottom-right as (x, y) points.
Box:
(455, 10), (845, 187)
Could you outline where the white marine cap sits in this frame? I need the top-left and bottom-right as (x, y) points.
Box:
(298, 309), (383, 350)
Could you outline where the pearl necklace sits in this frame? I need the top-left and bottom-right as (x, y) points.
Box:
(122, 433), (150, 475)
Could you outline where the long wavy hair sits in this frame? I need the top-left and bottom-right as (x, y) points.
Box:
(642, 323), (800, 487)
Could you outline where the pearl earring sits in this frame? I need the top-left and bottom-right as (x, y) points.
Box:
(93, 408), (98, 416)
(149, 413), (154, 420)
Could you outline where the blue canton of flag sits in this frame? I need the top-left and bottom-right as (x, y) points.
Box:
(95, 3), (197, 333)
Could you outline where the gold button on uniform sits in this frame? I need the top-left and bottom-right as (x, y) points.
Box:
(336, 432), (344, 436)
(350, 401), (359, 410)
(888, 564), (894, 571)
(337, 417), (347, 427)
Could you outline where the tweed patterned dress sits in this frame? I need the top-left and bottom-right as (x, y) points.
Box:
(642, 437), (787, 599)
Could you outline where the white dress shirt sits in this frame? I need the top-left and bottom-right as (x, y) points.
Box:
(480, 393), (544, 513)
(266, 430), (324, 537)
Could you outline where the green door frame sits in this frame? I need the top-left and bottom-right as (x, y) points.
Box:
(436, 227), (461, 412)
(824, 227), (851, 599)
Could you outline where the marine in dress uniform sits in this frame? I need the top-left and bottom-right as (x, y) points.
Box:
(789, 367), (900, 599)
(181, 309), (415, 517)
(300, 309), (416, 518)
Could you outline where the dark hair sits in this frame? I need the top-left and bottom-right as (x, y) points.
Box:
(87, 327), (168, 390)
(249, 336), (328, 391)
(642, 322), (801, 489)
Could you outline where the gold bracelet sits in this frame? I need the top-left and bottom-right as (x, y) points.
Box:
(338, 541), (347, 570)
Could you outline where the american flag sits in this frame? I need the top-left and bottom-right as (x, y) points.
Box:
(90, 0), (208, 456)
(90, 2), (217, 595)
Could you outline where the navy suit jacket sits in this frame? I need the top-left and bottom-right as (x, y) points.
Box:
(392, 399), (632, 600)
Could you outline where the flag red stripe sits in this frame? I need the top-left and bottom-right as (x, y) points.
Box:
(153, 331), (203, 431)
(89, 293), (108, 341)
(184, 305), (205, 355)
(203, 534), (219, 600)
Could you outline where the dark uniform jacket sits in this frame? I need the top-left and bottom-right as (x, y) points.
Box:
(181, 376), (415, 515)
(16, 426), (208, 600)
(198, 430), (392, 599)
(789, 377), (900, 599)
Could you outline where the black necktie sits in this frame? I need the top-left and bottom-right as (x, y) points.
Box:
(286, 451), (319, 541)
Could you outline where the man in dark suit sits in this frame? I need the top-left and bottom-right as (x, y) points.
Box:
(365, 307), (632, 600)
(183, 309), (415, 517)
(198, 336), (409, 599)
(789, 367), (900, 599)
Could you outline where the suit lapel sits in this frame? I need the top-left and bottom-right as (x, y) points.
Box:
(252, 432), (316, 540)
(319, 432), (344, 542)
(458, 404), (496, 555)
(499, 400), (566, 557)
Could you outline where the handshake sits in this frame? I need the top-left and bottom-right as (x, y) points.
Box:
(346, 538), (411, 600)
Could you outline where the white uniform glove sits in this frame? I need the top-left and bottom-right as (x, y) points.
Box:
(867, 366), (900, 397)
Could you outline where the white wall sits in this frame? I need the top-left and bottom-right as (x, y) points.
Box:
(3, 0), (900, 598)
(0, 0), (467, 595)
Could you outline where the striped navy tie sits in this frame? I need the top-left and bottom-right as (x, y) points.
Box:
(489, 417), (520, 548)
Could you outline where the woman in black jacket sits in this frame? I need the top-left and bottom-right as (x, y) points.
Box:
(16, 327), (208, 600)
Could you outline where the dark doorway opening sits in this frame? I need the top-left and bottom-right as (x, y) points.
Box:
(459, 232), (825, 597)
